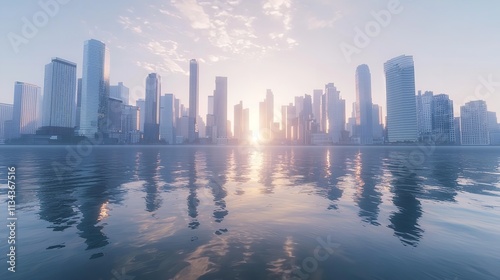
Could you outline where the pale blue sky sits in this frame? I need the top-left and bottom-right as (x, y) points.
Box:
(1, 0), (499, 131)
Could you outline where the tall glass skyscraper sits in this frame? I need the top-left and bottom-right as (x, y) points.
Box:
(160, 93), (176, 144)
(0, 103), (13, 141)
(384, 55), (418, 143)
(12, 82), (42, 138)
(42, 57), (77, 128)
(325, 83), (345, 144)
(79, 39), (110, 138)
(461, 100), (489, 145)
(144, 73), (161, 142)
(110, 82), (130, 105)
(355, 64), (373, 144)
(188, 59), (199, 143)
(432, 94), (455, 144)
(214, 76), (228, 139)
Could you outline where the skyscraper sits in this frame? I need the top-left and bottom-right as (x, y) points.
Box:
(12, 82), (42, 138)
(355, 64), (373, 144)
(79, 39), (110, 138)
(259, 90), (275, 140)
(372, 104), (384, 141)
(432, 94), (455, 144)
(460, 100), (489, 145)
(325, 83), (345, 144)
(214, 77), (228, 139)
(121, 104), (140, 144)
(384, 55), (418, 143)
(143, 73), (161, 142)
(188, 59), (199, 143)
(206, 95), (215, 141)
(243, 108), (250, 141)
(75, 78), (82, 129)
(266, 89), (274, 132)
(110, 82), (130, 105)
(0, 103), (13, 141)
(42, 57), (77, 128)
(234, 101), (243, 141)
(136, 99), (145, 133)
(416, 90), (434, 140)
(160, 94), (176, 144)
(313, 89), (323, 131)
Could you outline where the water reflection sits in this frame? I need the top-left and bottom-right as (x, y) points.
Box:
(354, 149), (383, 226)
(205, 148), (230, 223)
(139, 148), (162, 212)
(388, 165), (424, 247)
(1, 146), (499, 280)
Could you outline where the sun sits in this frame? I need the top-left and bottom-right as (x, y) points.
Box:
(251, 131), (260, 144)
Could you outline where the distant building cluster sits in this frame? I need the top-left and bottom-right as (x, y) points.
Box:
(253, 55), (500, 146)
(1, 40), (499, 146)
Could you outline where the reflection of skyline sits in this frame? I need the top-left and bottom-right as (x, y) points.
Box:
(1, 146), (500, 279)
(388, 166), (424, 247)
(354, 150), (383, 226)
(139, 148), (162, 213)
(205, 148), (230, 224)
(186, 150), (200, 229)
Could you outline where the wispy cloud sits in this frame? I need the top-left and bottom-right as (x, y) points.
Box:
(171, 0), (211, 29)
(114, 0), (300, 73)
(307, 11), (343, 30)
(118, 16), (143, 34)
(263, 0), (292, 30)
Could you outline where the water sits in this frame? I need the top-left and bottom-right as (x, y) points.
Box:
(0, 146), (499, 280)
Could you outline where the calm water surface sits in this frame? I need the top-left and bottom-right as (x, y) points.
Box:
(0, 146), (499, 280)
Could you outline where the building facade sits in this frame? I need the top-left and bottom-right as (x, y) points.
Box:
(42, 57), (77, 128)
(110, 82), (130, 105)
(385, 55), (418, 142)
(214, 77), (228, 139)
(188, 59), (199, 143)
(79, 39), (110, 138)
(160, 94), (176, 144)
(0, 103), (13, 141)
(144, 73), (161, 142)
(460, 100), (489, 145)
(12, 82), (42, 138)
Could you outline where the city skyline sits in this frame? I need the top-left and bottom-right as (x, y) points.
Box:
(2, 1), (500, 133)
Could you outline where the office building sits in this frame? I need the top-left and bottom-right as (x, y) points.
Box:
(432, 94), (455, 144)
(160, 94), (176, 144)
(384, 55), (418, 142)
(214, 77), (228, 139)
(42, 57), (77, 129)
(188, 59), (199, 143)
(325, 83), (345, 144)
(460, 100), (489, 145)
(143, 73), (161, 142)
(0, 103), (13, 141)
(110, 82), (130, 105)
(355, 64), (373, 144)
(12, 82), (42, 138)
(79, 39), (110, 138)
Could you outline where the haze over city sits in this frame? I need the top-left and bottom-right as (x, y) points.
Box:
(1, 0), (500, 132)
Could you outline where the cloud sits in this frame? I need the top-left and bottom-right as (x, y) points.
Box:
(263, 0), (292, 30)
(171, 0), (211, 29)
(115, 0), (300, 71)
(118, 16), (143, 34)
(307, 11), (343, 30)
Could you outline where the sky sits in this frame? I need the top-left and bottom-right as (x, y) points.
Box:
(1, 0), (500, 132)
